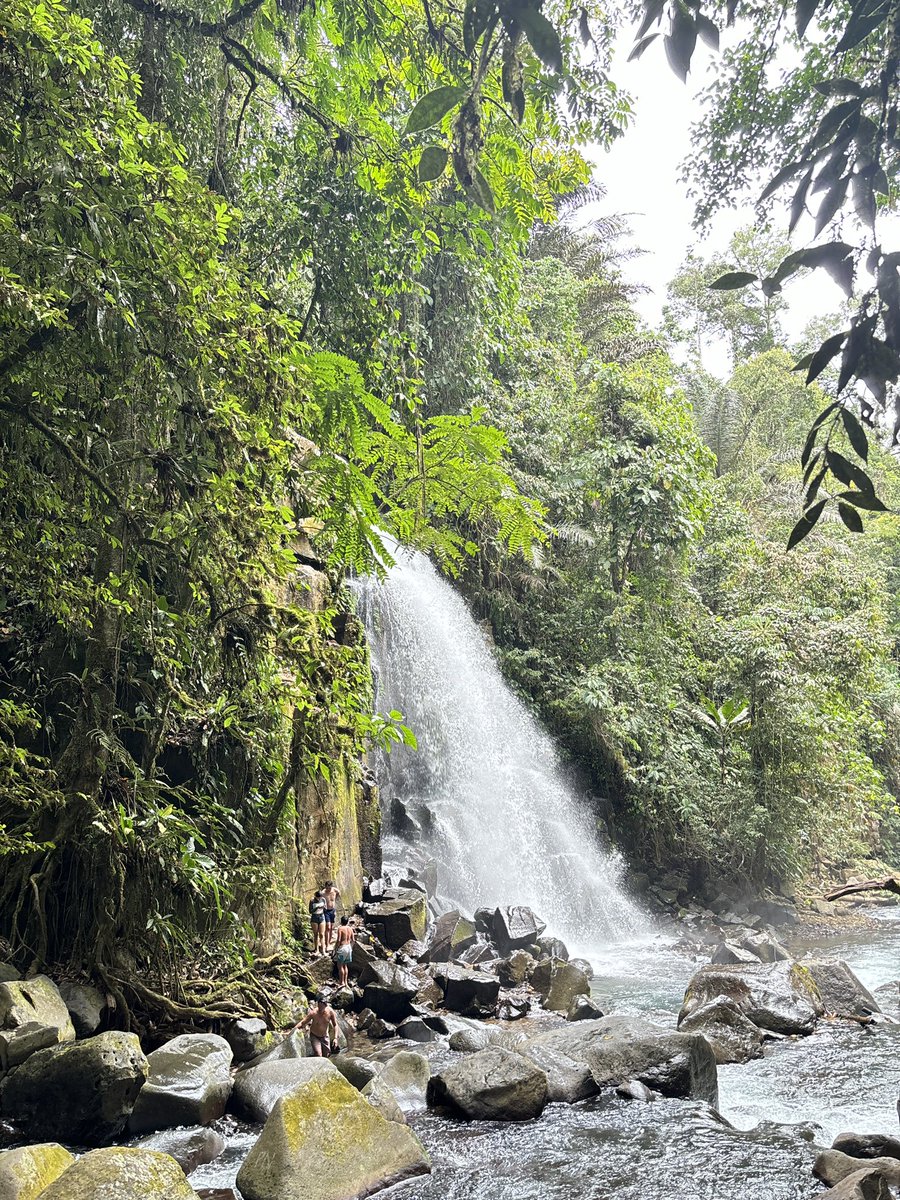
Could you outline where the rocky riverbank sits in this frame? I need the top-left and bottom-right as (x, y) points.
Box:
(0, 880), (896, 1200)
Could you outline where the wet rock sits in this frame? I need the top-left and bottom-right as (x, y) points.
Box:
(832, 1134), (900, 1161)
(803, 960), (881, 1017)
(679, 961), (824, 1035)
(821, 1168), (891, 1200)
(499, 988), (531, 1021)
(396, 1017), (437, 1043)
(427, 1047), (548, 1121)
(363, 889), (428, 950)
(490, 907), (547, 954)
(473, 908), (494, 933)
(197, 1191), (239, 1200)
(0, 1142), (73, 1199)
(0, 977), (75, 1071)
(517, 1043), (595, 1104)
(368, 1018), (398, 1040)
(362, 1076), (407, 1124)
(0, 967), (18, 986)
(615, 1080), (656, 1102)
(363, 877), (387, 902)
(498, 951), (535, 988)
(224, 1018), (275, 1065)
(232, 1057), (338, 1123)
(235, 1072), (430, 1200)
(413, 978), (444, 1009)
(530, 958), (590, 1013)
(536, 936), (569, 962)
(583, 1015), (718, 1105)
(58, 982), (105, 1038)
(739, 933), (789, 963)
(567, 994), (604, 1022)
(361, 961), (419, 1022)
(332, 1055), (381, 1090)
(432, 964), (500, 1016)
(378, 1051), (430, 1111)
(396, 940), (428, 963)
(356, 1008), (376, 1031)
(0, 1030), (147, 1144)
(133, 1126), (226, 1175)
(246, 1031), (306, 1067)
(425, 911), (477, 963)
(39, 1147), (196, 1199)
(448, 1026), (496, 1052)
(457, 941), (498, 967)
(569, 957), (594, 980)
(351, 939), (377, 974)
(814, 1149), (900, 1188)
(129, 1033), (233, 1134)
(677, 996), (764, 1064)
(330, 986), (356, 1011)
(306, 955), (337, 987)
(710, 942), (759, 966)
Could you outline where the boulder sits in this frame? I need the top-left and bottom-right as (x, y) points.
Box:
(499, 987), (531, 1021)
(39, 1147), (196, 1199)
(457, 941), (497, 967)
(832, 1134), (900, 1161)
(129, 1033), (232, 1134)
(133, 1126), (226, 1175)
(363, 889), (428, 950)
(427, 1047), (548, 1121)
(225, 1018), (276, 1064)
(739, 933), (789, 963)
(235, 1072), (430, 1200)
(567, 994), (604, 1022)
(248, 1031), (306, 1065)
(329, 987), (356, 1011)
(536, 936), (569, 962)
(58, 982), (105, 1038)
(498, 951), (535, 988)
(569, 957), (594, 979)
(368, 1018), (397, 1040)
(448, 1026), (497, 1052)
(584, 1017), (718, 1104)
(432, 964), (500, 1016)
(803, 960), (881, 1017)
(677, 996), (764, 1064)
(821, 1169), (891, 1200)
(0, 1031), (147, 1144)
(378, 1051), (430, 1112)
(679, 961), (824, 1035)
(361, 962), (418, 1022)
(529, 958), (590, 1013)
(490, 907), (547, 954)
(425, 911), (477, 963)
(0, 977), (75, 1071)
(517, 1042), (595, 1104)
(616, 1080), (656, 1102)
(395, 941), (428, 963)
(710, 942), (759, 966)
(0, 1143), (73, 1200)
(814, 1149), (900, 1188)
(396, 1017), (437, 1043)
(332, 1055), (381, 1090)
(232, 1057), (339, 1123)
(362, 1076), (407, 1124)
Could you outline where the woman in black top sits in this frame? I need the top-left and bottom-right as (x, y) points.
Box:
(309, 890), (327, 955)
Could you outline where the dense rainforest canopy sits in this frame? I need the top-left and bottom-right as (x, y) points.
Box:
(3, 0), (900, 994)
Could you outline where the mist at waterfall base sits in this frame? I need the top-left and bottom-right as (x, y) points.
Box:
(355, 545), (649, 959)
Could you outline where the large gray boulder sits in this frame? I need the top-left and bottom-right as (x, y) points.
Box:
(331, 1055), (381, 1090)
(490, 907), (546, 954)
(0, 977), (75, 1071)
(236, 1072), (430, 1200)
(432, 964), (500, 1016)
(427, 1046), (548, 1120)
(362, 1076), (407, 1124)
(536, 936), (569, 962)
(0, 1031), (147, 1144)
(814, 1149), (900, 1188)
(361, 961), (419, 1022)
(225, 1018), (276, 1064)
(378, 1051), (430, 1112)
(362, 889), (428, 950)
(58, 982), (105, 1039)
(133, 1126), (226, 1175)
(833, 1133), (900, 1161)
(39, 1147), (196, 1200)
(677, 996), (764, 1064)
(231, 1056), (338, 1123)
(583, 1016), (718, 1105)
(424, 911), (477, 963)
(0, 1143), (73, 1200)
(821, 1169), (891, 1200)
(529, 958), (590, 1013)
(567, 994), (604, 1022)
(803, 960), (881, 1017)
(517, 1042), (596, 1103)
(679, 961), (824, 1034)
(129, 1033), (232, 1134)
(498, 951), (535, 988)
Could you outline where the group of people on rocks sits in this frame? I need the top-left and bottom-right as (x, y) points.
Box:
(308, 879), (356, 986)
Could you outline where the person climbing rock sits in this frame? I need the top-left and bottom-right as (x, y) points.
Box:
(333, 915), (355, 986)
(323, 879), (341, 948)
(295, 993), (338, 1057)
(309, 889), (327, 955)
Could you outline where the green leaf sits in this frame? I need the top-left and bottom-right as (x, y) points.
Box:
(709, 271), (758, 290)
(467, 166), (495, 214)
(664, 4), (696, 82)
(804, 333), (847, 383)
(418, 145), (448, 182)
(837, 489), (888, 511)
(840, 408), (869, 460)
(787, 499), (827, 550)
(463, 0), (495, 56)
(837, 501), (864, 532)
(836, 0), (891, 52)
(796, 0), (820, 35)
(405, 86), (467, 135)
(519, 7), (564, 73)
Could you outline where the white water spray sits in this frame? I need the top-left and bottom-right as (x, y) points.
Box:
(356, 546), (648, 954)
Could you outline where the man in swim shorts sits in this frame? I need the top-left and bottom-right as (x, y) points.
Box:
(333, 915), (355, 986)
(322, 879), (340, 949)
(295, 993), (338, 1057)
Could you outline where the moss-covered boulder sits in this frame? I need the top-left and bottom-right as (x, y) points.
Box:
(0, 978), (75, 1071)
(679, 962), (824, 1035)
(361, 1076), (407, 1124)
(0, 1143), (73, 1200)
(129, 1033), (232, 1134)
(0, 1031), (147, 1144)
(39, 1147), (197, 1199)
(529, 958), (590, 1013)
(231, 1057), (338, 1123)
(235, 1071), (430, 1200)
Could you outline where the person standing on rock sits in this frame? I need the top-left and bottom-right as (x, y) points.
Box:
(309, 889), (327, 955)
(323, 879), (341, 948)
(296, 993), (339, 1056)
(333, 915), (355, 986)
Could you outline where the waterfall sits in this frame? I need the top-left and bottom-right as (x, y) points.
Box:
(356, 545), (649, 955)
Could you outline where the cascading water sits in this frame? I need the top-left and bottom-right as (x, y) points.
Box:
(355, 544), (648, 954)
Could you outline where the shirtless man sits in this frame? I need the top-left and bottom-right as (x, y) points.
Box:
(322, 879), (341, 949)
(295, 993), (338, 1057)
(333, 915), (355, 986)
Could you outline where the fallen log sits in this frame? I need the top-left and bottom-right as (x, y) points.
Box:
(824, 876), (900, 902)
